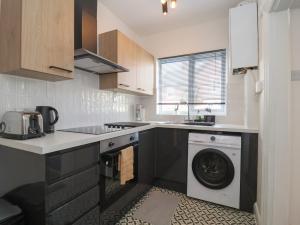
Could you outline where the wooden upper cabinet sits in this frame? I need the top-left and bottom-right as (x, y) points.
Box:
(136, 47), (154, 95)
(117, 31), (137, 91)
(99, 30), (154, 95)
(0, 0), (74, 81)
(45, 0), (74, 78)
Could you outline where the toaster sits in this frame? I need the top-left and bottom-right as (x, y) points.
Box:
(0, 111), (44, 140)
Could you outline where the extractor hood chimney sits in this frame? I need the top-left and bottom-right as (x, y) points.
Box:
(74, 0), (128, 75)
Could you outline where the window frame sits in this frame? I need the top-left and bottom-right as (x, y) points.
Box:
(156, 49), (228, 116)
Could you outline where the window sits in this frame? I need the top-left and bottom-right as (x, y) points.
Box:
(157, 49), (227, 115)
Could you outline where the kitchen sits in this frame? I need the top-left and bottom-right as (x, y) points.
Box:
(0, 0), (299, 225)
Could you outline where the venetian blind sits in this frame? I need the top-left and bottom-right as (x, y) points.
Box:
(157, 49), (226, 114)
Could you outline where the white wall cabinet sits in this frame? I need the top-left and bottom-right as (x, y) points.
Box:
(229, 2), (258, 73)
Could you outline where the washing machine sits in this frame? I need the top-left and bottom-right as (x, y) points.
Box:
(187, 133), (241, 209)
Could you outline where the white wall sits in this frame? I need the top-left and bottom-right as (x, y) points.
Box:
(291, 9), (300, 71)
(258, 10), (292, 225)
(98, 0), (145, 49)
(255, 7), (300, 225)
(140, 17), (258, 126)
(255, 6), (268, 223)
(0, 0), (143, 129)
(290, 82), (300, 225)
(290, 8), (300, 225)
(142, 18), (229, 59)
(0, 72), (140, 129)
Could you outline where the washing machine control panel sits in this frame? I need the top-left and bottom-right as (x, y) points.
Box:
(189, 133), (241, 149)
(210, 136), (216, 142)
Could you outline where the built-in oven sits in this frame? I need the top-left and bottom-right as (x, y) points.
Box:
(100, 133), (139, 211)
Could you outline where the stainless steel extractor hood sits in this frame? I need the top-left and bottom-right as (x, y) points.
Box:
(74, 0), (129, 75)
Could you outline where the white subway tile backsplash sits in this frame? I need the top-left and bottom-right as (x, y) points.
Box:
(0, 71), (141, 129)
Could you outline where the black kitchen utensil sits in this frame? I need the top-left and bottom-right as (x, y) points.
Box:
(0, 122), (6, 134)
(35, 106), (59, 134)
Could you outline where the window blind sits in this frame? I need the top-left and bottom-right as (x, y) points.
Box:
(157, 49), (227, 115)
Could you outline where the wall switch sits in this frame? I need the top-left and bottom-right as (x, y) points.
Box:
(255, 80), (264, 94)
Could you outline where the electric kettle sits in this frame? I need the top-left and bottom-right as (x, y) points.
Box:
(36, 106), (59, 134)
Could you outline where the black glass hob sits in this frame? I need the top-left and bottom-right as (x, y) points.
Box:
(60, 125), (129, 135)
(60, 122), (149, 135)
(105, 122), (150, 128)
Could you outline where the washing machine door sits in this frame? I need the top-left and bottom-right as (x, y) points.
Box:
(192, 148), (234, 190)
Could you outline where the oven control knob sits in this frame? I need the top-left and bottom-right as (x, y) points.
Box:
(130, 136), (135, 141)
(108, 142), (115, 147)
(210, 136), (216, 142)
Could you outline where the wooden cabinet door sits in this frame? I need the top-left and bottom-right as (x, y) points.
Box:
(117, 32), (137, 91)
(136, 47), (144, 92)
(143, 51), (154, 95)
(136, 47), (154, 95)
(21, 0), (48, 73)
(0, 0), (73, 80)
(21, 0), (74, 79)
(44, 0), (74, 79)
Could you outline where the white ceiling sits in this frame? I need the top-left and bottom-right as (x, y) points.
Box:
(100, 0), (241, 36)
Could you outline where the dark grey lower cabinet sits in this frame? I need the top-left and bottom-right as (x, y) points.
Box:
(240, 133), (258, 212)
(47, 186), (99, 225)
(138, 129), (155, 185)
(0, 127), (258, 223)
(1, 142), (100, 225)
(73, 206), (100, 225)
(154, 128), (189, 193)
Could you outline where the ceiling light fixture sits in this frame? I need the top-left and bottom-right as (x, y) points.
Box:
(162, 2), (168, 15)
(171, 0), (177, 8)
(161, 0), (177, 15)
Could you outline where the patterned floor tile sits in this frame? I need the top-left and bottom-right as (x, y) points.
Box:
(117, 187), (256, 225)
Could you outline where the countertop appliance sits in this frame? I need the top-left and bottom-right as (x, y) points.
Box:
(60, 125), (129, 135)
(187, 133), (241, 209)
(0, 111), (44, 140)
(36, 106), (59, 134)
(135, 104), (145, 121)
(60, 123), (150, 135)
(184, 115), (216, 126)
(100, 133), (141, 224)
(105, 122), (150, 129)
(74, 0), (128, 75)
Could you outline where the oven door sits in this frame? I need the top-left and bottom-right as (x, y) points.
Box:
(100, 142), (139, 211)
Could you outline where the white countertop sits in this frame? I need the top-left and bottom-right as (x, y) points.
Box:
(0, 122), (258, 155)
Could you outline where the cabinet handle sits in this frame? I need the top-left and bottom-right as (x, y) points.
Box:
(119, 83), (130, 88)
(137, 88), (146, 92)
(130, 136), (135, 141)
(49, 66), (73, 73)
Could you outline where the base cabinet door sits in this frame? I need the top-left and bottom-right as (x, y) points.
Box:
(138, 129), (155, 184)
(154, 128), (188, 193)
(1, 142), (100, 225)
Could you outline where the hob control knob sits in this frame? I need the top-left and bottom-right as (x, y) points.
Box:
(210, 136), (216, 142)
(108, 142), (115, 147)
